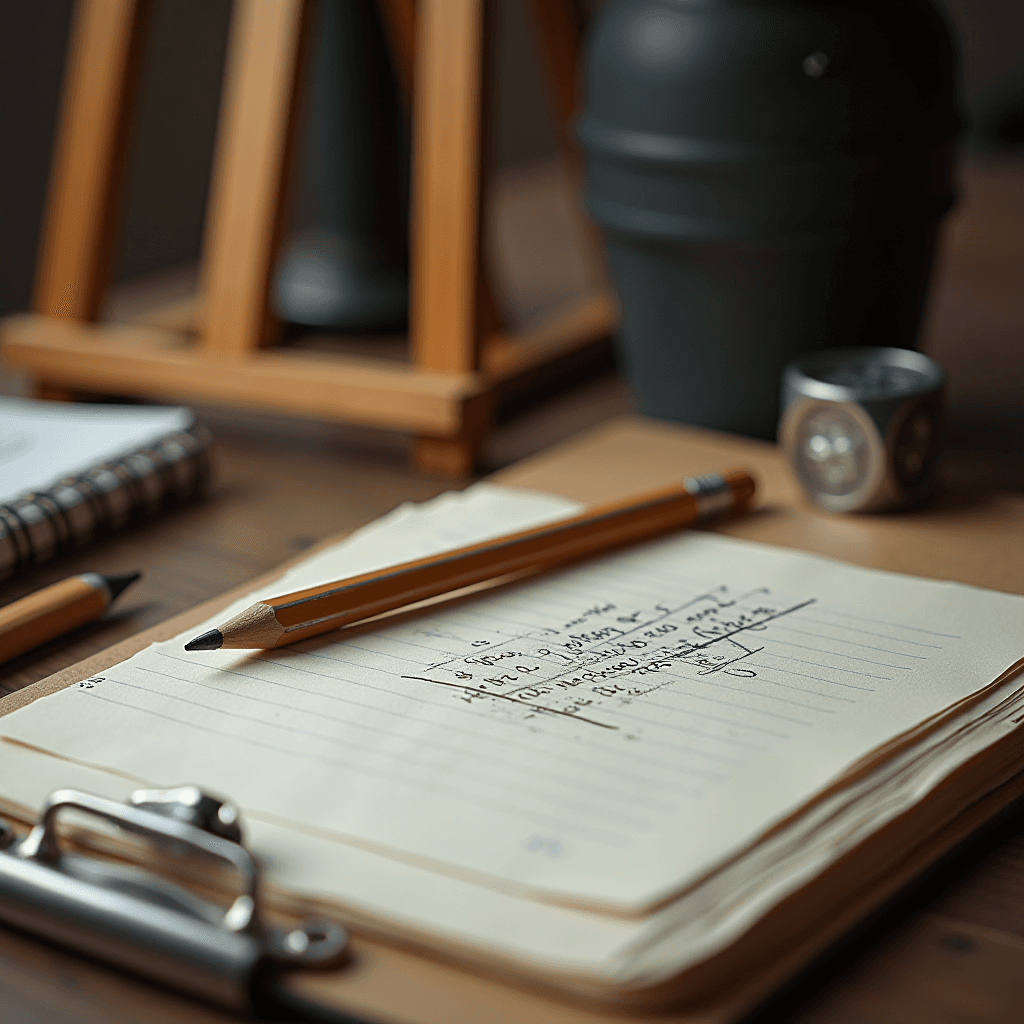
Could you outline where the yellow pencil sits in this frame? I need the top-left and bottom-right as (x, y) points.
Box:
(185, 471), (756, 652)
(0, 573), (141, 664)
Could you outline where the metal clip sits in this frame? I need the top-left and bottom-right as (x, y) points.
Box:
(0, 785), (347, 1010)
(683, 473), (734, 518)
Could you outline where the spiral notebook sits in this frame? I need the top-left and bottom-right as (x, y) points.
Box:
(0, 397), (212, 580)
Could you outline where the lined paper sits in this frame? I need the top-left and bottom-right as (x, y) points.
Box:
(2, 665), (1023, 987)
(4, 484), (1024, 910)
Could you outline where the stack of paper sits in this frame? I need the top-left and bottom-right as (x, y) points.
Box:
(2, 485), (1023, 1006)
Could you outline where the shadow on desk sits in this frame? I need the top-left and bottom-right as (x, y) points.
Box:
(749, 792), (1024, 1024)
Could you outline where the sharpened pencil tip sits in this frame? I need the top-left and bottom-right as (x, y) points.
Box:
(185, 629), (223, 652)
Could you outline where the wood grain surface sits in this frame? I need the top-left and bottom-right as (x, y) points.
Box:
(1, 411), (1023, 1024)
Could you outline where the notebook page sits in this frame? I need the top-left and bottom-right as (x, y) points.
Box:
(0, 397), (193, 501)
(2, 669), (1023, 988)
(4, 486), (1024, 910)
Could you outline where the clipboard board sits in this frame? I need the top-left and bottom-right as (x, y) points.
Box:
(4, 416), (1024, 1023)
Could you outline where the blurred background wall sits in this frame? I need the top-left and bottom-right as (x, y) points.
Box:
(2, 0), (1023, 321)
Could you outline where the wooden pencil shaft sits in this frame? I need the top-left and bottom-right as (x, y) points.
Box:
(273, 502), (692, 640)
(271, 504), (705, 645)
(277, 490), (699, 625)
(0, 576), (108, 664)
(215, 472), (755, 649)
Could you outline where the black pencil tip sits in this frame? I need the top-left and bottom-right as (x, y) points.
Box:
(102, 571), (143, 603)
(185, 629), (223, 652)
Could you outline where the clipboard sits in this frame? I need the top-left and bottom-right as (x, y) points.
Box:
(4, 416), (1024, 1023)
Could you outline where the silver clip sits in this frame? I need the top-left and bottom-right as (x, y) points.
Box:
(0, 785), (347, 1010)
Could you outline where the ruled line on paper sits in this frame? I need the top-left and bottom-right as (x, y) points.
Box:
(769, 624), (930, 659)
(148, 653), (705, 795)
(586, 558), (961, 638)
(74, 688), (630, 847)
(158, 648), (746, 781)
(793, 616), (945, 649)
(798, 605), (962, 639)
(763, 636), (913, 669)
(80, 682), (653, 840)
(9, 500), (1016, 909)
(123, 565), (880, 851)
(757, 650), (887, 682)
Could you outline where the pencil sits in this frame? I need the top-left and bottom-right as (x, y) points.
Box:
(185, 471), (755, 653)
(0, 572), (142, 664)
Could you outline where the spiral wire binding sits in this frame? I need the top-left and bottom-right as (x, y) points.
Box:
(0, 424), (213, 581)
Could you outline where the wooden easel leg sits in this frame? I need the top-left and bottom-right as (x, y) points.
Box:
(199, 0), (312, 356)
(412, 436), (480, 478)
(380, 0), (501, 339)
(412, 392), (493, 477)
(408, 0), (486, 374)
(33, 0), (151, 322)
(408, 0), (488, 475)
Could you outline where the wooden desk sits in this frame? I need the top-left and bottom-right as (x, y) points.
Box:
(1, 415), (1023, 1024)
(1, 158), (1022, 1022)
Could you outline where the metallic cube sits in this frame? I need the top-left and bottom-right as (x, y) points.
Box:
(778, 348), (945, 513)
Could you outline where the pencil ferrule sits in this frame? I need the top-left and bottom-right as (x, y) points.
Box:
(684, 474), (732, 518)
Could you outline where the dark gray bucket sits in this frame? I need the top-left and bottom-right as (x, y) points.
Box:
(580, 0), (959, 438)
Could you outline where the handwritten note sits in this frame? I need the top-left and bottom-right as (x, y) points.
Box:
(4, 484), (1024, 912)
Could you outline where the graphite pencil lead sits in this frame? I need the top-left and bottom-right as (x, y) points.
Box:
(185, 629), (224, 652)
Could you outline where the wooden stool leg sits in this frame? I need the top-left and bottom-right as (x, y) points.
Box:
(408, 0), (488, 476)
(33, 384), (81, 403)
(412, 392), (493, 477)
(380, 0), (502, 340)
(33, 0), (151, 322)
(402, 0), (488, 371)
(199, 0), (312, 355)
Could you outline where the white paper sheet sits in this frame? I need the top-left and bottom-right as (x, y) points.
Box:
(0, 397), (192, 501)
(2, 664), (1022, 989)
(4, 484), (1024, 914)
